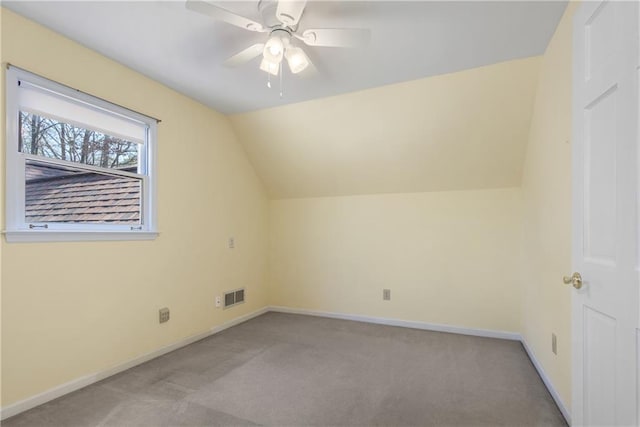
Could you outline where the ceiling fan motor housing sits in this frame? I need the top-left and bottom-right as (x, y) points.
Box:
(271, 28), (292, 43)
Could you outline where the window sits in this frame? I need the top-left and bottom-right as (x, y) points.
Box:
(5, 66), (158, 242)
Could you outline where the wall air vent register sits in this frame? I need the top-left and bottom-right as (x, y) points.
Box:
(224, 288), (245, 309)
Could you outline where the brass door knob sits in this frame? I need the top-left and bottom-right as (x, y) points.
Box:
(563, 272), (583, 289)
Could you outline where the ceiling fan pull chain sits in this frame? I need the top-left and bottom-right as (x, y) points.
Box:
(267, 72), (271, 89)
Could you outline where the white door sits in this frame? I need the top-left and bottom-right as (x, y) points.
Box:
(572, 1), (639, 425)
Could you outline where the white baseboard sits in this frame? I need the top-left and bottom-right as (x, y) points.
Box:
(520, 338), (571, 425)
(269, 305), (522, 341)
(0, 306), (269, 421)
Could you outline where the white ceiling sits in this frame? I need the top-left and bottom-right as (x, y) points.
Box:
(4, 1), (566, 114)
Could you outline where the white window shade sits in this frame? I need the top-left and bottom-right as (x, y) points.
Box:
(18, 81), (147, 144)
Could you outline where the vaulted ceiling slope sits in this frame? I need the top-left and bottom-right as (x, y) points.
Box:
(230, 56), (541, 199)
(3, 1), (565, 114)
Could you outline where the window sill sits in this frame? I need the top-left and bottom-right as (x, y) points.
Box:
(3, 230), (159, 243)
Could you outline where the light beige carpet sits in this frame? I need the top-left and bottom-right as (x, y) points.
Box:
(4, 312), (567, 426)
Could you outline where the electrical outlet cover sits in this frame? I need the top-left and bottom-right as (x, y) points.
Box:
(159, 307), (170, 324)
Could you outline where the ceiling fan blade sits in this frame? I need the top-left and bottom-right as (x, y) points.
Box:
(186, 0), (265, 32)
(298, 28), (371, 48)
(224, 43), (265, 67)
(276, 0), (307, 27)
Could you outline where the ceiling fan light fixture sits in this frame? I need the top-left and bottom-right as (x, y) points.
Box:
(260, 58), (280, 76)
(285, 46), (310, 74)
(263, 34), (284, 63)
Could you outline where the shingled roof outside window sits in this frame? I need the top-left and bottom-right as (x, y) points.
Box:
(25, 162), (141, 224)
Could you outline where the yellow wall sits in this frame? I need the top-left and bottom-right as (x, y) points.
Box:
(230, 57), (540, 199)
(269, 188), (523, 333)
(0, 8), (269, 406)
(520, 2), (577, 411)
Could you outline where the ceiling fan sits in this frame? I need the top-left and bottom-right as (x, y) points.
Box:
(185, 0), (371, 76)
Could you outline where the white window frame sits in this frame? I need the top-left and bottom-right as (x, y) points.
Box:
(4, 66), (158, 242)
